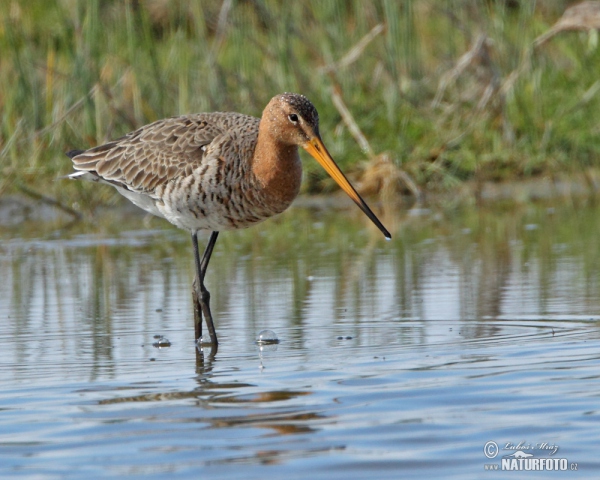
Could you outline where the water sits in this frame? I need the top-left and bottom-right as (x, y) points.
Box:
(1, 199), (600, 478)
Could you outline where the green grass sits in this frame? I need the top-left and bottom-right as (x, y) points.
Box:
(1, 1), (599, 209)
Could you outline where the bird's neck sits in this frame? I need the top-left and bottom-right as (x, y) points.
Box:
(251, 123), (302, 208)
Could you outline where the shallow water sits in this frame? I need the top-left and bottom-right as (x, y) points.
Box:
(1, 199), (600, 478)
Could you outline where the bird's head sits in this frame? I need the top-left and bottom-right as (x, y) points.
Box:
(263, 93), (391, 240)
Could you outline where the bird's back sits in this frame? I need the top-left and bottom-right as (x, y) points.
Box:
(70, 112), (259, 194)
(68, 112), (284, 232)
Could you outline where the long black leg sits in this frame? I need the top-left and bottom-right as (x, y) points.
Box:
(192, 234), (203, 341)
(192, 231), (220, 346)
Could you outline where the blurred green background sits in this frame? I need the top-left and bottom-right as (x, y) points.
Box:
(1, 0), (599, 209)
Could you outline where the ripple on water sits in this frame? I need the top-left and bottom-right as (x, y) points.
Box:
(3, 203), (600, 477)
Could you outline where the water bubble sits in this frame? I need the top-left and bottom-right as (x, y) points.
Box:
(152, 336), (171, 348)
(196, 334), (213, 346)
(256, 330), (279, 345)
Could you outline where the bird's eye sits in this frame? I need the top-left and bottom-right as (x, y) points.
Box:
(288, 114), (299, 124)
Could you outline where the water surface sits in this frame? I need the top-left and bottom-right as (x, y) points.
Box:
(1, 199), (600, 478)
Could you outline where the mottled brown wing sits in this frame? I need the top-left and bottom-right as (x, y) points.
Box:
(69, 112), (256, 194)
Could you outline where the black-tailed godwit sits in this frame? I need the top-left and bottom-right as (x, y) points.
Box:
(67, 93), (390, 348)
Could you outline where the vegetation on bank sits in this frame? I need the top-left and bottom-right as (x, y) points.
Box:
(1, 1), (599, 210)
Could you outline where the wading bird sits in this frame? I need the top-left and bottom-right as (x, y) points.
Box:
(67, 93), (390, 348)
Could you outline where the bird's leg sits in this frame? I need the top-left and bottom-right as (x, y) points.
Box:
(192, 278), (202, 341)
(192, 231), (220, 346)
(192, 234), (202, 341)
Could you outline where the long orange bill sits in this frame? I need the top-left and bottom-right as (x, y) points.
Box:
(303, 137), (391, 240)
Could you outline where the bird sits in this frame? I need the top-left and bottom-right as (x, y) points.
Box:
(67, 93), (390, 349)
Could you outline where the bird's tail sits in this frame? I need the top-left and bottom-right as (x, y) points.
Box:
(62, 150), (97, 181)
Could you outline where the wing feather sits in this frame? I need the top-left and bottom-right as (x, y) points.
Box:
(68, 112), (258, 195)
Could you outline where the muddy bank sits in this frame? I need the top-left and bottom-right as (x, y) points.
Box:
(2, 171), (600, 228)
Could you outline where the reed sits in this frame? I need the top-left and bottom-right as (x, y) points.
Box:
(0, 1), (598, 209)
